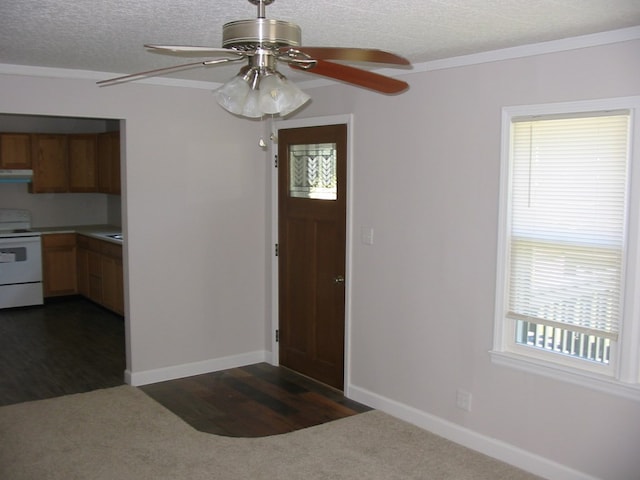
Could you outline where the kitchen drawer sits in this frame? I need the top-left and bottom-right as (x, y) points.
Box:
(42, 233), (76, 247)
(76, 234), (90, 249)
(101, 242), (122, 259)
(77, 234), (107, 252)
(89, 238), (104, 252)
(78, 234), (117, 253)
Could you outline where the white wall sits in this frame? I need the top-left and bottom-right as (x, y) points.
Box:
(0, 74), (267, 380)
(293, 39), (640, 479)
(1, 183), (111, 227)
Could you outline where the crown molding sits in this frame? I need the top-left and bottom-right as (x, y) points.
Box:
(400, 25), (640, 77)
(0, 63), (219, 90)
(1, 26), (638, 91)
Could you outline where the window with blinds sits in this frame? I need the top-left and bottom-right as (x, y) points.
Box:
(505, 111), (630, 366)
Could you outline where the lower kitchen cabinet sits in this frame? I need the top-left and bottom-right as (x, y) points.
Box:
(101, 245), (123, 315)
(76, 234), (123, 315)
(42, 233), (77, 297)
(88, 250), (103, 304)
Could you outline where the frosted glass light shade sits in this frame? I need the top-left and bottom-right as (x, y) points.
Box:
(215, 68), (310, 118)
(257, 74), (309, 116)
(258, 74), (288, 115)
(214, 75), (251, 115)
(241, 89), (263, 118)
(279, 79), (311, 116)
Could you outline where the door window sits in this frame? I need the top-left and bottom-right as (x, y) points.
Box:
(289, 143), (337, 200)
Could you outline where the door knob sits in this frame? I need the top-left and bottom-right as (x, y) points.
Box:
(334, 275), (345, 284)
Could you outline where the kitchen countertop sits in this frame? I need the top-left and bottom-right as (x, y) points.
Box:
(35, 224), (123, 245)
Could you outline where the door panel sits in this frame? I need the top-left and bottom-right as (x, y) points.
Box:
(278, 124), (347, 389)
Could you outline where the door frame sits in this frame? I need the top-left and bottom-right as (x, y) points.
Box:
(268, 114), (354, 393)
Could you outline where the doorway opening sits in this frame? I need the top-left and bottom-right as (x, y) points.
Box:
(0, 113), (128, 401)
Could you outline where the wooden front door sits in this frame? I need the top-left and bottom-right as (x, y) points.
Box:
(278, 124), (347, 390)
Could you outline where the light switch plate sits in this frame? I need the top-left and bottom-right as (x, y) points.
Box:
(361, 226), (374, 245)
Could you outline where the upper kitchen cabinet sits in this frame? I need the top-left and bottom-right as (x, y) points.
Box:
(30, 134), (69, 193)
(28, 132), (117, 194)
(0, 133), (32, 169)
(98, 131), (120, 195)
(68, 134), (98, 192)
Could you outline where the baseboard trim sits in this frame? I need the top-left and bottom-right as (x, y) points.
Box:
(124, 350), (269, 386)
(348, 384), (598, 480)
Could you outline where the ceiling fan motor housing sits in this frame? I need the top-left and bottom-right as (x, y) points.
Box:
(222, 19), (301, 51)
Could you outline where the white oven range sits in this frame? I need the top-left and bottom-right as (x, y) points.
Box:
(0, 209), (43, 309)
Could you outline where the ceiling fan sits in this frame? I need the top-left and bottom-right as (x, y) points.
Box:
(98, 0), (411, 118)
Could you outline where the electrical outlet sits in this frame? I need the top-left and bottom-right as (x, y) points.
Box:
(456, 389), (472, 412)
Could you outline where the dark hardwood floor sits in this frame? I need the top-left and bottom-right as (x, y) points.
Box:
(141, 363), (371, 437)
(0, 297), (370, 436)
(0, 297), (126, 406)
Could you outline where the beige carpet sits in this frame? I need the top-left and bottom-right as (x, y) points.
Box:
(0, 386), (542, 480)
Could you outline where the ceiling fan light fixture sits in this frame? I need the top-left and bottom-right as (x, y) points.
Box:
(215, 63), (309, 118)
(213, 73), (251, 115)
(277, 77), (311, 116)
(241, 88), (263, 118)
(258, 72), (285, 114)
(258, 71), (309, 115)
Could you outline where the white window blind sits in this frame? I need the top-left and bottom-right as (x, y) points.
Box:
(507, 112), (630, 343)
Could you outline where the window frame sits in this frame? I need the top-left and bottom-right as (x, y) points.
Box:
(492, 97), (640, 401)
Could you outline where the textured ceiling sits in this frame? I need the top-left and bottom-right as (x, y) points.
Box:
(1, 0), (639, 87)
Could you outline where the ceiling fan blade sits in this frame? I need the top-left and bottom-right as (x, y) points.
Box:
(145, 44), (246, 58)
(97, 58), (241, 87)
(291, 60), (409, 94)
(282, 47), (410, 66)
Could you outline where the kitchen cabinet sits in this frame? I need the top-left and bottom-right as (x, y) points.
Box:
(76, 238), (89, 297)
(0, 133), (31, 169)
(31, 133), (100, 193)
(98, 131), (121, 195)
(30, 134), (69, 193)
(76, 234), (123, 315)
(68, 134), (98, 192)
(42, 233), (77, 297)
(77, 235), (97, 299)
(77, 235), (103, 304)
(101, 241), (124, 315)
(8, 131), (118, 195)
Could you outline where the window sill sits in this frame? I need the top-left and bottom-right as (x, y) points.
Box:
(490, 350), (640, 402)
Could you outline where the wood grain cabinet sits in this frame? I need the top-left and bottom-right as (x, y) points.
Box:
(68, 134), (98, 192)
(76, 234), (124, 315)
(97, 131), (121, 195)
(0, 133), (32, 169)
(76, 235), (92, 298)
(30, 134), (69, 193)
(42, 233), (77, 297)
(101, 241), (124, 315)
(8, 131), (119, 195)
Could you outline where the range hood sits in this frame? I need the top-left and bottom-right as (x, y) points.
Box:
(0, 170), (33, 183)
